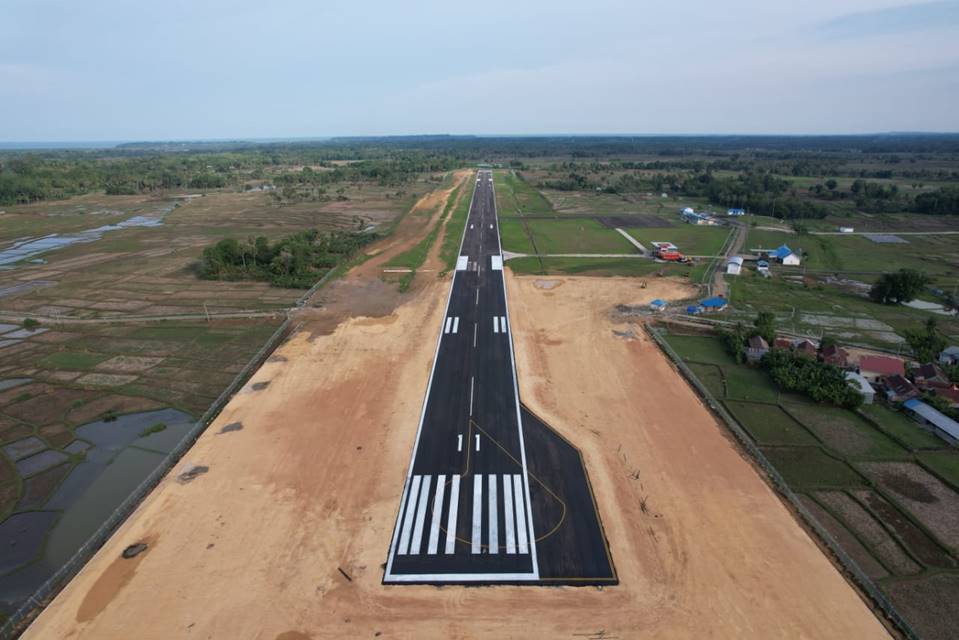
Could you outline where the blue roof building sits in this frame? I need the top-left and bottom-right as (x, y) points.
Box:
(772, 245), (793, 260)
(727, 208), (746, 216)
(700, 297), (728, 311)
(650, 299), (667, 311)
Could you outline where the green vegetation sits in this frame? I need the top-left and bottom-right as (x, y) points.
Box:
(870, 269), (931, 304)
(39, 351), (109, 370)
(21, 318), (40, 330)
(726, 401), (818, 445)
(139, 422), (167, 437)
(860, 404), (944, 450)
(198, 228), (376, 288)
(763, 349), (862, 409)
(506, 256), (680, 277)
(918, 451), (959, 488)
(439, 177), (474, 273)
(627, 225), (731, 256)
(494, 170), (554, 216)
(761, 447), (865, 487)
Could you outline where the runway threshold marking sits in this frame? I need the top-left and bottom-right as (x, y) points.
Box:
(503, 475), (516, 554)
(398, 475), (422, 555)
(472, 475), (483, 554)
(488, 474), (499, 554)
(427, 475), (446, 555)
(445, 474), (461, 554)
(410, 475), (432, 554)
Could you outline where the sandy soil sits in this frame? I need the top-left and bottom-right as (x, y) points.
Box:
(22, 273), (891, 639)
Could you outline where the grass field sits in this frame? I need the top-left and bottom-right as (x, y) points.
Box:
(660, 328), (959, 636)
(506, 256), (692, 278)
(628, 225), (732, 256)
(494, 170), (554, 216)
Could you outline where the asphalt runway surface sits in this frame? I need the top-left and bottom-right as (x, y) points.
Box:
(384, 170), (616, 585)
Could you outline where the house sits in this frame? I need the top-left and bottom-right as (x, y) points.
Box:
(883, 374), (920, 403)
(773, 337), (794, 350)
(746, 335), (769, 363)
(682, 207), (695, 215)
(858, 355), (905, 382)
(903, 398), (959, 444)
(727, 208), (746, 217)
(845, 371), (876, 405)
(726, 256), (743, 276)
(686, 305), (701, 315)
(795, 339), (818, 359)
(939, 346), (959, 366)
(756, 259), (770, 273)
(699, 297), (728, 312)
(820, 344), (850, 368)
(838, 226), (854, 233)
(933, 386), (959, 409)
(767, 244), (801, 266)
(649, 299), (668, 312)
(682, 210), (715, 225)
(913, 363), (951, 389)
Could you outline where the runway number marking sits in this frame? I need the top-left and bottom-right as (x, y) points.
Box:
(475, 433), (481, 451)
(457, 434), (463, 452)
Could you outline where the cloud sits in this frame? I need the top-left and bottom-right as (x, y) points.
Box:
(814, 0), (959, 39)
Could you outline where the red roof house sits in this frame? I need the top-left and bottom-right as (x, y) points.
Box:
(913, 363), (951, 389)
(859, 355), (905, 382)
(884, 374), (920, 403)
(820, 344), (849, 368)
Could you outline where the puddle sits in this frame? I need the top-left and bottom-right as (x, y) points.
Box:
(0, 378), (32, 392)
(15, 450), (69, 477)
(0, 204), (175, 267)
(0, 512), (59, 574)
(0, 407), (194, 612)
(2, 437), (46, 461)
(75, 408), (193, 453)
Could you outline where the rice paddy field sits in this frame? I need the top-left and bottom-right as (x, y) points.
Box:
(664, 330), (959, 640)
(0, 176), (428, 619)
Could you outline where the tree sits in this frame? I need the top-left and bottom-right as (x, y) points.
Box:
(753, 311), (776, 344)
(904, 317), (947, 364)
(869, 269), (931, 304)
(825, 179), (838, 190)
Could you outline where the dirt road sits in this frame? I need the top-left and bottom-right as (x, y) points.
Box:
(22, 273), (890, 639)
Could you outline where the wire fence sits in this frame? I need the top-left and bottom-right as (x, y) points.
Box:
(1, 315), (295, 638)
(646, 325), (918, 640)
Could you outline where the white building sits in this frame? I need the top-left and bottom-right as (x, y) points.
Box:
(782, 252), (801, 266)
(845, 371), (875, 404)
(940, 346), (959, 366)
(726, 256), (743, 276)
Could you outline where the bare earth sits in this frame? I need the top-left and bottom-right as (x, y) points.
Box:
(23, 274), (889, 639)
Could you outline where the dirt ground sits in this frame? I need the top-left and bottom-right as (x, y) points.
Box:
(22, 273), (891, 639)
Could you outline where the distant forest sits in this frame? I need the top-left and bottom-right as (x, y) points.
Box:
(2, 134), (959, 219)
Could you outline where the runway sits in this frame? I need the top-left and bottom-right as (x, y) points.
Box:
(383, 170), (616, 585)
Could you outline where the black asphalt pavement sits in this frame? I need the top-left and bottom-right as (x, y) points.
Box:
(384, 170), (616, 585)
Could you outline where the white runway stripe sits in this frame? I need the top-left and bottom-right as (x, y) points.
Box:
(452, 317), (459, 333)
(445, 474), (460, 554)
(427, 474), (445, 555)
(503, 475), (516, 554)
(444, 317), (452, 334)
(500, 316), (507, 333)
(493, 316), (500, 333)
(472, 474), (483, 554)
(398, 475), (422, 555)
(513, 474), (529, 555)
(410, 475), (432, 555)
(488, 474), (498, 554)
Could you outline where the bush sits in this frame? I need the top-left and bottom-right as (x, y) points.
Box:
(761, 349), (862, 409)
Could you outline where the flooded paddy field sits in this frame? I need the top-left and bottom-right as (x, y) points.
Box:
(0, 179), (425, 618)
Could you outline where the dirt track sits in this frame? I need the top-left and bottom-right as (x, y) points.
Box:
(22, 274), (890, 639)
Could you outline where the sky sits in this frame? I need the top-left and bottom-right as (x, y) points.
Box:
(1, 0), (958, 141)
